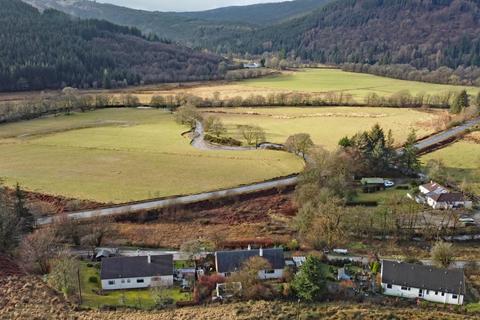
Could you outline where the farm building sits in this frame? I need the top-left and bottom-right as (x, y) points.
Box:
(215, 248), (285, 279)
(100, 254), (174, 290)
(381, 260), (465, 305)
(361, 178), (385, 192)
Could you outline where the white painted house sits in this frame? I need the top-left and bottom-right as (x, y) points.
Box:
(427, 193), (473, 210)
(215, 248), (285, 280)
(381, 260), (465, 305)
(419, 182), (472, 210)
(100, 254), (174, 290)
(419, 182), (449, 195)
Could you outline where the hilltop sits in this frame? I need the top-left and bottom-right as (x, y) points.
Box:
(0, 0), (223, 92)
(22, 0), (330, 47)
(218, 0), (480, 72)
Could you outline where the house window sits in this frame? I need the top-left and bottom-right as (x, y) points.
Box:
(121, 279), (125, 284)
(441, 292), (444, 296)
(435, 291), (438, 295)
(387, 284), (392, 289)
(127, 279), (131, 283)
(224, 272), (231, 277)
(137, 279), (145, 283)
(265, 269), (275, 274)
(108, 280), (115, 285)
(401, 286), (408, 291)
(407, 287), (411, 291)
(452, 294), (458, 299)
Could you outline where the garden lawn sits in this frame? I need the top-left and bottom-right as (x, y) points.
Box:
(243, 69), (478, 101)
(80, 262), (190, 309)
(0, 108), (303, 203)
(202, 107), (444, 149)
(421, 133), (480, 195)
(352, 187), (411, 205)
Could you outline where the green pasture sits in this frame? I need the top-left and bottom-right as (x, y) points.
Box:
(421, 138), (480, 195)
(203, 107), (443, 149)
(243, 69), (478, 100)
(0, 108), (303, 203)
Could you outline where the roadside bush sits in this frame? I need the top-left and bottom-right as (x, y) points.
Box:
(89, 276), (98, 284)
(204, 134), (242, 146)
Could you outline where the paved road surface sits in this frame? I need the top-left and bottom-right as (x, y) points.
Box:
(36, 117), (479, 225)
(37, 176), (298, 225)
(414, 117), (480, 150)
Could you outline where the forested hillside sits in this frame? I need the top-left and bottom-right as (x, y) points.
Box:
(22, 0), (330, 48)
(23, 0), (254, 47)
(221, 0), (480, 73)
(0, 0), (223, 92)
(179, 0), (330, 25)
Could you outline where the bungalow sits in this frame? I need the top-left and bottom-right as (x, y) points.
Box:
(215, 248), (285, 279)
(381, 260), (465, 305)
(419, 181), (472, 209)
(100, 254), (174, 290)
(427, 192), (473, 210)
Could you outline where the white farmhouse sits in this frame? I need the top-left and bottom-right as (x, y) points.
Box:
(419, 181), (449, 195)
(427, 193), (473, 210)
(100, 254), (174, 290)
(419, 182), (472, 210)
(381, 260), (465, 305)
(215, 248), (285, 280)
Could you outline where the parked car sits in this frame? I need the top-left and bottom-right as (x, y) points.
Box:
(459, 217), (476, 226)
(459, 217), (475, 223)
(333, 249), (349, 255)
(384, 180), (395, 188)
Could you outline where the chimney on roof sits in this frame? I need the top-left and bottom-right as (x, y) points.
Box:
(147, 253), (151, 264)
(259, 247), (263, 257)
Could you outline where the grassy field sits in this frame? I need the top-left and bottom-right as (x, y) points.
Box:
(1, 69), (476, 106)
(0, 108), (303, 203)
(243, 69), (479, 100)
(80, 262), (190, 309)
(421, 132), (480, 195)
(203, 107), (444, 149)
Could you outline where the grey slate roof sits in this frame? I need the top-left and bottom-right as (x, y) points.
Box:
(382, 260), (465, 295)
(215, 248), (285, 273)
(100, 255), (173, 280)
(429, 193), (466, 203)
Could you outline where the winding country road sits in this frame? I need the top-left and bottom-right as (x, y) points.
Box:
(36, 116), (479, 226)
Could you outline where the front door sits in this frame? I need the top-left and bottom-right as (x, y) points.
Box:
(419, 289), (423, 297)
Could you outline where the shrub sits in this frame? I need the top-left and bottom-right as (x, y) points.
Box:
(204, 134), (242, 146)
(88, 276), (98, 284)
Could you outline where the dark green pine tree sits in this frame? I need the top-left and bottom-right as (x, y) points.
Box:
(291, 255), (327, 302)
(14, 183), (34, 233)
(399, 130), (421, 174)
(450, 90), (469, 114)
